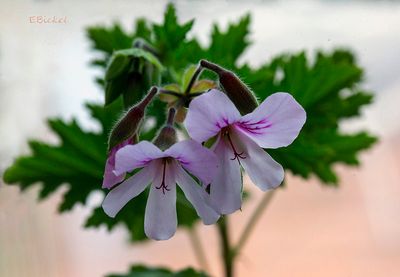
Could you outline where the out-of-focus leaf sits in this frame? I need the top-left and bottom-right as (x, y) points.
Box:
(106, 265), (209, 277)
(87, 24), (133, 56)
(206, 14), (251, 68)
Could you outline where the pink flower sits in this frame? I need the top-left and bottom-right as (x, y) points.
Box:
(185, 89), (306, 214)
(102, 140), (220, 240)
(102, 138), (134, 189)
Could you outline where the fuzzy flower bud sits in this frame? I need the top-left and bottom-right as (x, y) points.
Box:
(108, 86), (158, 152)
(153, 108), (177, 151)
(200, 59), (258, 114)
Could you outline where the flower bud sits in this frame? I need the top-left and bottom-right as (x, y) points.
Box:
(153, 108), (177, 150)
(108, 86), (157, 152)
(200, 59), (258, 114)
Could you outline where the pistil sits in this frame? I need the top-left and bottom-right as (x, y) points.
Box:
(156, 159), (170, 194)
(223, 128), (246, 163)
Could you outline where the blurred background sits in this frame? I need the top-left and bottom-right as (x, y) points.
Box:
(0, 0), (399, 276)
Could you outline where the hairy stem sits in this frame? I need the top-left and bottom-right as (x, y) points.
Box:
(188, 227), (210, 272)
(217, 217), (234, 277)
(234, 190), (276, 254)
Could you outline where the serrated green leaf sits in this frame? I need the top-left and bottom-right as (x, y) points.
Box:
(207, 14), (251, 68)
(86, 24), (133, 55)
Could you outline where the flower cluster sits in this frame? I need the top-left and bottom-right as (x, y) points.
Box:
(101, 60), (306, 240)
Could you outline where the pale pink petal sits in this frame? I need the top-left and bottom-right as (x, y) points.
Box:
(114, 141), (165, 176)
(102, 161), (157, 217)
(209, 136), (242, 215)
(232, 129), (284, 191)
(184, 89), (241, 143)
(144, 160), (177, 240)
(174, 162), (220, 224)
(165, 140), (218, 184)
(237, 92), (306, 149)
(102, 158), (125, 189)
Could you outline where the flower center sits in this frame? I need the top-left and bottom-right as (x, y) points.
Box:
(156, 158), (171, 194)
(222, 127), (246, 163)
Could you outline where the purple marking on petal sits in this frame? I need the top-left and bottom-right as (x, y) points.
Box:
(236, 120), (273, 135)
(215, 117), (231, 129)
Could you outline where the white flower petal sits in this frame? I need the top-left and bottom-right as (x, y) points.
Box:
(144, 160), (177, 240)
(174, 162), (220, 225)
(165, 140), (219, 185)
(237, 92), (306, 149)
(102, 161), (156, 218)
(232, 128), (284, 191)
(184, 89), (241, 143)
(209, 136), (242, 215)
(114, 141), (165, 175)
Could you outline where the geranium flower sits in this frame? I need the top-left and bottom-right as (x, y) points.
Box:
(184, 89), (306, 214)
(102, 140), (220, 240)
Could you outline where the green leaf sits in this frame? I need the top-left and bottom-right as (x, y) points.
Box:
(153, 3), (196, 66)
(106, 265), (209, 277)
(3, 119), (105, 212)
(207, 14), (251, 67)
(87, 24), (133, 55)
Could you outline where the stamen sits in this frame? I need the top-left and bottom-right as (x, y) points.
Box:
(223, 129), (246, 163)
(156, 159), (171, 194)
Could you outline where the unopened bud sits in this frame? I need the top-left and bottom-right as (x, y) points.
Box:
(108, 87), (158, 152)
(105, 52), (131, 81)
(153, 108), (177, 150)
(200, 60), (258, 114)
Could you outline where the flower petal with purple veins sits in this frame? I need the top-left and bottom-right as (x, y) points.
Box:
(114, 141), (165, 176)
(237, 92), (306, 149)
(231, 128), (284, 191)
(165, 139), (218, 185)
(209, 136), (242, 214)
(184, 89), (241, 143)
(144, 159), (177, 240)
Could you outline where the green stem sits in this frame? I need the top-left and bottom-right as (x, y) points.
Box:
(234, 190), (276, 254)
(188, 227), (210, 272)
(217, 217), (234, 277)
